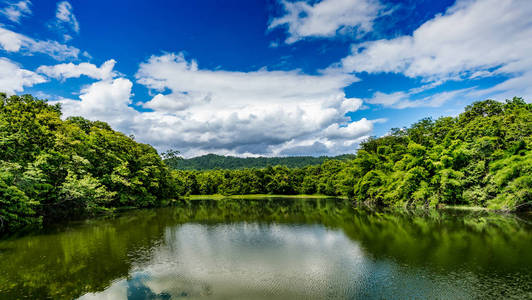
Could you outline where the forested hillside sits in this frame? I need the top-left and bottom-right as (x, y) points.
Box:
(0, 94), (179, 234)
(166, 154), (356, 170)
(174, 98), (531, 211)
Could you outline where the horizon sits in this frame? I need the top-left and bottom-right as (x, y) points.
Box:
(1, 0), (531, 157)
(176, 153), (356, 159)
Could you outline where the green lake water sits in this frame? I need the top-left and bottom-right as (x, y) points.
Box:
(0, 198), (531, 299)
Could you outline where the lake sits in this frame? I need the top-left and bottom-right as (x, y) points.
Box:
(0, 198), (531, 299)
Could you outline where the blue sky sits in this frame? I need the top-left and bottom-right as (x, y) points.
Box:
(0, 0), (530, 157)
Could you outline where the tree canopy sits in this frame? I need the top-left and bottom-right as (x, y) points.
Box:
(1, 95), (530, 234)
(0, 94), (179, 235)
(166, 153), (356, 170)
(173, 98), (531, 211)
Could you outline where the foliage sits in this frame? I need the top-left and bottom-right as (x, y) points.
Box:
(1, 94), (529, 233)
(173, 98), (531, 211)
(0, 94), (179, 234)
(166, 153), (356, 170)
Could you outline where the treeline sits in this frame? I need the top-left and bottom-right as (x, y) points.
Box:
(173, 161), (348, 196)
(174, 98), (531, 210)
(165, 153), (356, 170)
(1, 95), (530, 234)
(0, 94), (179, 234)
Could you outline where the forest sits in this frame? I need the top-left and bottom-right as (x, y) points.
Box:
(165, 153), (356, 170)
(0, 94), (530, 234)
(173, 98), (531, 211)
(0, 94), (179, 234)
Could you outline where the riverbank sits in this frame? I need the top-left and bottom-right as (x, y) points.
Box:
(183, 195), (531, 213)
(185, 194), (345, 200)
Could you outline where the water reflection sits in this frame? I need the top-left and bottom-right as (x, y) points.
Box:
(0, 198), (531, 299)
(78, 223), (472, 299)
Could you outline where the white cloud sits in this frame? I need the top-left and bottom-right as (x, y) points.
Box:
(0, 0), (31, 23)
(134, 53), (370, 155)
(28, 0), (531, 157)
(54, 1), (79, 40)
(0, 57), (46, 95)
(365, 88), (472, 109)
(55, 53), (376, 156)
(270, 0), (383, 44)
(0, 26), (80, 60)
(471, 70), (532, 102)
(141, 92), (198, 111)
(323, 117), (386, 139)
(0, 26), (23, 51)
(55, 78), (137, 131)
(338, 0), (532, 100)
(37, 59), (117, 81)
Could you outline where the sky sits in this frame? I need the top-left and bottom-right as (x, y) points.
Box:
(0, 0), (530, 157)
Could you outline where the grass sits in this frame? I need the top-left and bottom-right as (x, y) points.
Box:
(185, 194), (344, 200)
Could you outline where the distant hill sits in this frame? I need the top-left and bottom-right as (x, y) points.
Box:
(165, 154), (356, 170)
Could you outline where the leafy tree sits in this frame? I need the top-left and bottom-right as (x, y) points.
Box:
(172, 98), (531, 212)
(0, 94), (179, 235)
(167, 153), (355, 170)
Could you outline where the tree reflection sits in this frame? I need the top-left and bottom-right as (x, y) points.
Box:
(0, 198), (530, 299)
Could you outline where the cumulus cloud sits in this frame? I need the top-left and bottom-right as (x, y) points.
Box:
(136, 53), (357, 112)
(55, 78), (137, 130)
(276, 118), (386, 156)
(323, 118), (384, 139)
(0, 57), (46, 94)
(56, 53), (375, 156)
(0, 26), (80, 60)
(22, 0), (531, 157)
(37, 59), (117, 81)
(270, 0), (383, 44)
(134, 53), (370, 155)
(0, 0), (31, 23)
(338, 0), (532, 100)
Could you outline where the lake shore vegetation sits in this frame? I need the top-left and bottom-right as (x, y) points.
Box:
(173, 97), (531, 211)
(0, 93), (179, 235)
(1, 94), (530, 234)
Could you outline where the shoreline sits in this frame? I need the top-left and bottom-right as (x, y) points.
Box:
(185, 194), (345, 200)
(2, 196), (527, 239)
(183, 195), (530, 213)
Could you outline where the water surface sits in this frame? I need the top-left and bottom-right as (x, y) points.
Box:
(0, 198), (531, 299)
